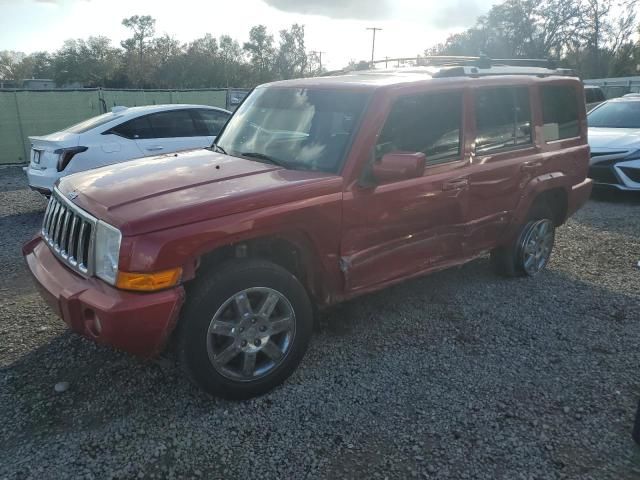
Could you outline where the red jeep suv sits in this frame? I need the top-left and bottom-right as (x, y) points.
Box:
(24, 59), (592, 399)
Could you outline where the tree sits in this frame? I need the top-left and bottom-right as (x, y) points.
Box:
(52, 37), (121, 87)
(576, 0), (639, 77)
(276, 24), (307, 79)
(121, 15), (156, 87)
(243, 25), (276, 82)
(426, 0), (639, 79)
(0, 51), (29, 82)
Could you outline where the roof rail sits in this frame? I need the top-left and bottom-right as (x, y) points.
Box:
(371, 55), (556, 69)
(364, 55), (575, 78)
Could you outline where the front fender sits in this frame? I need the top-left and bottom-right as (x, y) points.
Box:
(119, 191), (344, 305)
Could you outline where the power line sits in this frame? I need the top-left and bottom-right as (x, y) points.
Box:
(366, 27), (382, 67)
(310, 50), (326, 71)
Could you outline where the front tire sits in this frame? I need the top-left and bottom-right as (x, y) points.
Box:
(177, 259), (313, 399)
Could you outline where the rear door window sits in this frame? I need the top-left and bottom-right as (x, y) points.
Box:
(147, 110), (199, 138)
(194, 109), (230, 136)
(376, 91), (463, 165)
(475, 87), (532, 154)
(109, 115), (154, 139)
(542, 85), (580, 141)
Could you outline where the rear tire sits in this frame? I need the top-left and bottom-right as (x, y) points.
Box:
(177, 258), (313, 399)
(490, 202), (556, 277)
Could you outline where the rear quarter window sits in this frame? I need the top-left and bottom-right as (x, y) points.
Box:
(542, 85), (580, 141)
(66, 113), (122, 134)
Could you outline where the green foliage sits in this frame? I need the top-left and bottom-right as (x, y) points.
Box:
(1, 16), (313, 89)
(427, 0), (639, 78)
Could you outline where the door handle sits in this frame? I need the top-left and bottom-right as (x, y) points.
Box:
(521, 161), (542, 172)
(442, 178), (469, 191)
(146, 146), (164, 151)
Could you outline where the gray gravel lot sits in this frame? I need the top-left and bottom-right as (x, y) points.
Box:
(1, 165), (639, 479)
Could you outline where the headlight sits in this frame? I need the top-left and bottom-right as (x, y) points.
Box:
(94, 220), (122, 285)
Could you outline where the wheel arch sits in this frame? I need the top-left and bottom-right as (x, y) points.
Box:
(514, 173), (570, 227)
(190, 232), (329, 305)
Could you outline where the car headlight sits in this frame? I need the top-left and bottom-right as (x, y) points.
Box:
(94, 220), (122, 285)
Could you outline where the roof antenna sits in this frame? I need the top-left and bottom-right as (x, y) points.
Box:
(477, 54), (491, 69)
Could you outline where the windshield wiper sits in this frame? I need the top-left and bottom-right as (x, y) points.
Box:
(212, 143), (227, 155)
(240, 152), (288, 168)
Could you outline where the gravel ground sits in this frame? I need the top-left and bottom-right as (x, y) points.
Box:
(1, 165), (639, 480)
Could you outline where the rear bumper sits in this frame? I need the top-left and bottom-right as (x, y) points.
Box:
(23, 236), (185, 358)
(25, 165), (59, 193)
(566, 178), (593, 220)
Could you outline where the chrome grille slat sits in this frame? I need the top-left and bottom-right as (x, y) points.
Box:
(44, 197), (57, 236)
(77, 221), (87, 269)
(54, 204), (66, 250)
(68, 216), (79, 265)
(42, 198), (54, 236)
(51, 202), (63, 247)
(41, 188), (97, 277)
(60, 210), (71, 257)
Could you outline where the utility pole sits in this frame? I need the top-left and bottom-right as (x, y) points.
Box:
(366, 27), (382, 67)
(310, 50), (326, 72)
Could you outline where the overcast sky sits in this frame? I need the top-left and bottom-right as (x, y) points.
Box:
(0, 0), (496, 69)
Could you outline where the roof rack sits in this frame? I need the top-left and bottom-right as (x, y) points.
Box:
(360, 55), (576, 78)
(372, 55), (555, 68)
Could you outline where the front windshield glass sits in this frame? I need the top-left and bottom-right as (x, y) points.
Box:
(588, 101), (640, 128)
(215, 87), (369, 173)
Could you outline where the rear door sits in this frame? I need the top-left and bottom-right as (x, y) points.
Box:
(134, 109), (210, 155)
(464, 85), (537, 254)
(340, 89), (471, 293)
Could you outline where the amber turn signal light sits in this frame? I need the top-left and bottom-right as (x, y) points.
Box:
(116, 267), (182, 292)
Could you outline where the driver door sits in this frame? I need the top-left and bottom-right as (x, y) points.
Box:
(340, 90), (471, 293)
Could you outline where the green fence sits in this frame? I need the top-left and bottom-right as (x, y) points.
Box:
(0, 88), (241, 165)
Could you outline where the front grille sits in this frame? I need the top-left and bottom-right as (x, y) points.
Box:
(42, 188), (97, 276)
(619, 166), (640, 183)
(589, 166), (620, 185)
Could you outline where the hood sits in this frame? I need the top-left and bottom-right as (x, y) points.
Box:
(588, 127), (640, 151)
(57, 149), (342, 236)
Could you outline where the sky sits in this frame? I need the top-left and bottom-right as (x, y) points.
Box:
(0, 0), (496, 70)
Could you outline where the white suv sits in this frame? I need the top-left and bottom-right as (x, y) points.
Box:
(25, 104), (231, 195)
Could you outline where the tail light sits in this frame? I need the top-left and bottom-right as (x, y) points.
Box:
(55, 146), (88, 172)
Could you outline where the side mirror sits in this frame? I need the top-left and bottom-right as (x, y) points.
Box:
(372, 152), (426, 183)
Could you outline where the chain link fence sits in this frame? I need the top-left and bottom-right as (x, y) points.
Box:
(0, 88), (249, 165)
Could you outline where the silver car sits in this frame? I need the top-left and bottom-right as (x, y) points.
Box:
(588, 97), (640, 190)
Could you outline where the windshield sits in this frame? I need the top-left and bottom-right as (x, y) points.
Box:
(65, 112), (122, 134)
(588, 101), (640, 128)
(215, 87), (369, 173)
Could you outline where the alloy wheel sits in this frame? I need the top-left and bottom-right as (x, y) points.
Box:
(519, 219), (554, 276)
(206, 287), (296, 381)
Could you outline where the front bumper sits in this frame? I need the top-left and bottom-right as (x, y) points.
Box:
(23, 236), (185, 358)
(589, 158), (640, 191)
